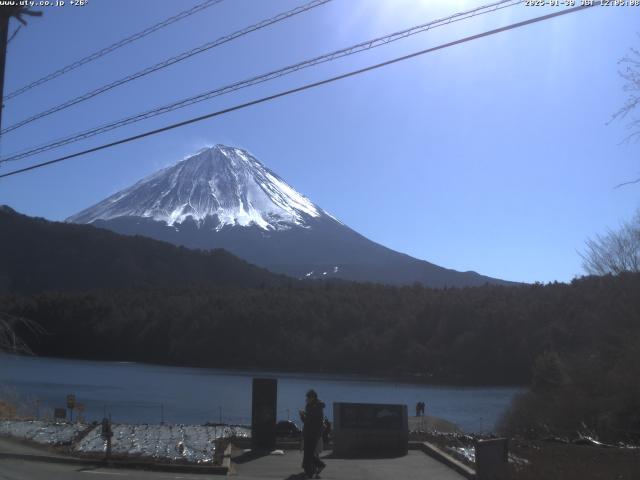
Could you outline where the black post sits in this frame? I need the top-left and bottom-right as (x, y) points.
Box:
(0, 6), (42, 133)
(251, 378), (277, 452)
(0, 14), (9, 133)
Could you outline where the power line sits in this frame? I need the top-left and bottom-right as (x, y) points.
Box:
(6, 25), (20, 45)
(0, 0), (521, 162)
(0, 2), (599, 181)
(3, 0), (224, 102)
(0, 0), (333, 136)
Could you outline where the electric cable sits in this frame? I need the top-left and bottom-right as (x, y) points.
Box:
(3, 0), (225, 101)
(0, 0), (333, 135)
(0, 0), (521, 161)
(0, 2), (599, 180)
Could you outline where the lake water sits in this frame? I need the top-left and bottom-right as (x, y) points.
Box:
(0, 354), (524, 433)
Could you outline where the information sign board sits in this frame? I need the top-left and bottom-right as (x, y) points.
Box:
(333, 402), (408, 456)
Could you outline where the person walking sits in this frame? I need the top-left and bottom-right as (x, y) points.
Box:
(299, 389), (326, 479)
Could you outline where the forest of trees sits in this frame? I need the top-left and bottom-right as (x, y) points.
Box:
(0, 205), (290, 292)
(2, 273), (638, 389)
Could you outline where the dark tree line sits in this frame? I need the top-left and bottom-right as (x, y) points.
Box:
(2, 273), (639, 389)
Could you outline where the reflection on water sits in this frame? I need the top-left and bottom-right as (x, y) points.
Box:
(0, 354), (524, 433)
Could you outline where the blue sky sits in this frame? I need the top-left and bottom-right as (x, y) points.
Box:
(0, 0), (638, 283)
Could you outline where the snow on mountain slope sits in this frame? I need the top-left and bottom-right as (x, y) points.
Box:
(68, 144), (515, 287)
(68, 145), (327, 231)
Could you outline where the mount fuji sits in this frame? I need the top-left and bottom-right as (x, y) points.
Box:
(68, 144), (511, 287)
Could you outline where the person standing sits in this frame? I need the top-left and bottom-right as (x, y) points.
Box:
(322, 417), (331, 445)
(299, 389), (326, 479)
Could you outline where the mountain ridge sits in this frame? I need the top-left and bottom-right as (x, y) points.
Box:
(68, 144), (516, 288)
(68, 144), (333, 231)
(0, 206), (291, 293)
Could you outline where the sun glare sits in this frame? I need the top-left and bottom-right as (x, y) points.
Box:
(378, 0), (470, 20)
(348, 0), (473, 33)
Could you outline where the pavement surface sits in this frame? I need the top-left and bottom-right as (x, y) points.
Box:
(0, 437), (67, 457)
(407, 415), (461, 433)
(0, 459), (213, 480)
(0, 434), (468, 480)
(231, 449), (467, 480)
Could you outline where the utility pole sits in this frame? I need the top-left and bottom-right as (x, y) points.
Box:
(0, 6), (42, 133)
(0, 11), (10, 133)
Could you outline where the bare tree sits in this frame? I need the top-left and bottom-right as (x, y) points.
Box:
(610, 42), (640, 188)
(612, 44), (640, 142)
(581, 210), (640, 275)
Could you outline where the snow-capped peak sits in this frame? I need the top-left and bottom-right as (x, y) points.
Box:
(67, 144), (329, 230)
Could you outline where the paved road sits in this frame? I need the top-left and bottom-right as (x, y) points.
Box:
(0, 436), (466, 480)
(0, 450), (467, 480)
(0, 437), (66, 457)
(0, 459), (212, 480)
(231, 449), (466, 480)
